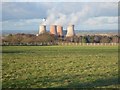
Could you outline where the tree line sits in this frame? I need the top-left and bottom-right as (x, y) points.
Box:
(2, 33), (119, 46)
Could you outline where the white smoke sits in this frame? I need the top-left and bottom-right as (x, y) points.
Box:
(41, 5), (91, 26)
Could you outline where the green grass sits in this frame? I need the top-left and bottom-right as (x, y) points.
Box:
(2, 46), (119, 88)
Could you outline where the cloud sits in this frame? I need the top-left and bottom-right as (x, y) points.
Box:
(2, 2), (118, 30)
(2, 0), (119, 2)
(2, 2), (48, 21)
(79, 16), (118, 30)
(84, 16), (118, 25)
(41, 2), (118, 26)
(2, 18), (43, 30)
(2, 2), (118, 21)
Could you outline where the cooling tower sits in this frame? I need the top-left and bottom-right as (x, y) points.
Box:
(66, 25), (75, 37)
(50, 25), (57, 36)
(57, 25), (63, 37)
(39, 25), (46, 34)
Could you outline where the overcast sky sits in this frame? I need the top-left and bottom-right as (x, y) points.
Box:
(2, 1), (118, 31)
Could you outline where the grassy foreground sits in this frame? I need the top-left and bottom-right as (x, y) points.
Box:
(2, 46), (119, 88)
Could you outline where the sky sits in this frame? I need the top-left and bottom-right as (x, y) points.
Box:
(1, 1), (119, 31)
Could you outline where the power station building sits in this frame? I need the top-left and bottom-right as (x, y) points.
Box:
(66, 25), (75, 37)
(57, 25), (63, 37)
(39, 25), (46, 34)
(38, 24), (75, 37)
(50, 25), (57, 36)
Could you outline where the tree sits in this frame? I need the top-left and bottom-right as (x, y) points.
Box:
(112, 35), (118, 43)
(86, 35), (91, 43)
(100, 36), (111, 43)
(21, 35), (33, 45)
(94, 36), (100, 43)
(35, 33), (55, 45)
(81, 36), (87, 43)
(73, 36), (79, 43)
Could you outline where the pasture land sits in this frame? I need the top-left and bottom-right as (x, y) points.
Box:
(2, 46), (119, 88)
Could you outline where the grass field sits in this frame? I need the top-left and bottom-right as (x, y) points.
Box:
(2, 46), (119, 88)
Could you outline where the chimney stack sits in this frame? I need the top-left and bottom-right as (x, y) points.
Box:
(66, 25), (75, 37)
(39, 25), (46, 34)
(57, 25), (63, 37)
(50, 25), (57, 36)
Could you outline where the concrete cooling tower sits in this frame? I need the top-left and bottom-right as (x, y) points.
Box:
(39, 25), (46, 34)
(57, 25), (63, 37)
(50, 25), (57, 36)
(66, 25), (75, 37)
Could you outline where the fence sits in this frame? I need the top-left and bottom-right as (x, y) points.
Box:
(57, 42), (119, 46)
(1, 42), (119, 46)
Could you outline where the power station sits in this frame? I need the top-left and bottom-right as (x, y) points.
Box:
(38, 24), (75, 37)
(66, 25), (75, 37)
(57, 25), (63, 37)
(39, 25), (46, 34)
(50, 25), (57, 36)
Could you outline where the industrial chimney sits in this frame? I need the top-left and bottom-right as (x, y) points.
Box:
(57, 25), (63, 37)
(39, 25), (46, 34)
(50, 25), (57, 36)
(66, 25), (75, 37)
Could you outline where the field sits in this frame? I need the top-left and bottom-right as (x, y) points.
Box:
(2, 45), (119, 88)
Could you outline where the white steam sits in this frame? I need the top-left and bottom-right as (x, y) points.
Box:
(41, 5), (91, 26)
